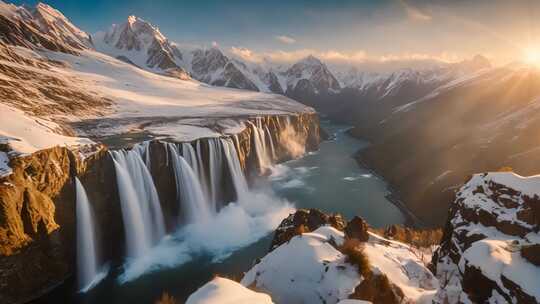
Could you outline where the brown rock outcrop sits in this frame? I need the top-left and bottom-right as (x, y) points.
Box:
(344, 216), (369, 242)
(270, 208), (346, 250)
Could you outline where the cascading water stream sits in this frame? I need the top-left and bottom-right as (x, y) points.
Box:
(249, 120), (272, 173)
(265, 125), (277, 162)
(208, 138), (224, 210)
(195, 140), (211, 202)
(75, 177), (105, 292)
(168, 143), (212, 222)
(133, 141), (151, 168)
(221, 138), (249, 203)
(182, 143), (200, 177)
(110, 146), (165, 258)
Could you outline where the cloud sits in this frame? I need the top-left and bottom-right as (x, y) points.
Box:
(211, 41), (219, 47)
(228, 46), (459, 68)
(234, 48), (368, 64)
(398, 0), (432, 22)
(274, 35), (296, 44)
(230, 46), (264, 63)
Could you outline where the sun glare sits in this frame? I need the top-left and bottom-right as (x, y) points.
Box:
(523, 48), (540, 66)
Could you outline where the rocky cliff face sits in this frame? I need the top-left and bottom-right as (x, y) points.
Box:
(431, 172), (540, 303)
(0, 113), (321, 304)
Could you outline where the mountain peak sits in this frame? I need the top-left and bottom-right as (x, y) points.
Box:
(300, 55), (323, 66)
(127, 15), (138, 25)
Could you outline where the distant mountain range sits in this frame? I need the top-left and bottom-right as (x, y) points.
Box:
(88, 15), (492, 107)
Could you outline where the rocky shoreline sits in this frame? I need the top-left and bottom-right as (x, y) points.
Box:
(351, 148), (425, 228)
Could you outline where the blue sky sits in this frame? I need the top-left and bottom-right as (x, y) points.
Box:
(10, 0), (540, 66)
(12, 0), (389, 47)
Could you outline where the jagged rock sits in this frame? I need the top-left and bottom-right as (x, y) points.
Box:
(350, 273), (405, 304)
(432, 172), (540, 303)
(521, 244), (540, 266)
(269, 208), (345, 250)
(344, 216), (369, 242)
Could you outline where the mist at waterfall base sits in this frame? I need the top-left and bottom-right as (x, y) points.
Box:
(107, 138), (294, 285)
(116, 188), (292, 284)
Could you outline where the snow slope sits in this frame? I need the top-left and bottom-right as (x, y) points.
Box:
(186, 277), (274, 304)
(241, 226), (361, 304)
(41, 49), (311, 141)
(241, 226), (436, 304)
(0, 102), (93, 155)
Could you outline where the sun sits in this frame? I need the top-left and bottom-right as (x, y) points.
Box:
(523, 47), (540, 66)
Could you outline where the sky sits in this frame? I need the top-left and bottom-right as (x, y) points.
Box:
(10, 0), (540, 68)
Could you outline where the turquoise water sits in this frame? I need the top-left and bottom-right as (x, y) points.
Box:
(270, 121), (404, 226)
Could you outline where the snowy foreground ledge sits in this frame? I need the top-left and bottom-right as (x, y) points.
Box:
(186, 277), (370, 304)
(187, 220), (436, 304)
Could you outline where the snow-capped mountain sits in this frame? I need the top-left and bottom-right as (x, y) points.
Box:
(93, 15), (189, 79)
(94, 17), (346, 95)
(283, 55), (341, 97)
(0, 1), (92, 54)
(334, 55), (491, 99)
(92, 15), (494, 109)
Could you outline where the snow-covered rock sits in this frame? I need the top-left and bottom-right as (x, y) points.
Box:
(243, 212), (438, 304)
(432, 172), (540, 303)
(241, 226), (361, 304)
(186, 277), (274, 304)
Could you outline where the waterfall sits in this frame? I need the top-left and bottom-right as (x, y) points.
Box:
(208, 138), (224, 210)
(195, 140), (210, 201)
(250, 119), (272, 173)
(110, 146), (165, 257)
(221, 138), (249, 202)
(265, 125), (277, 161)
(168, 143), (212, 222)
(182, 143), (199, 176)
(133, 141), (151, 168)
(75, 177), (104, 292)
